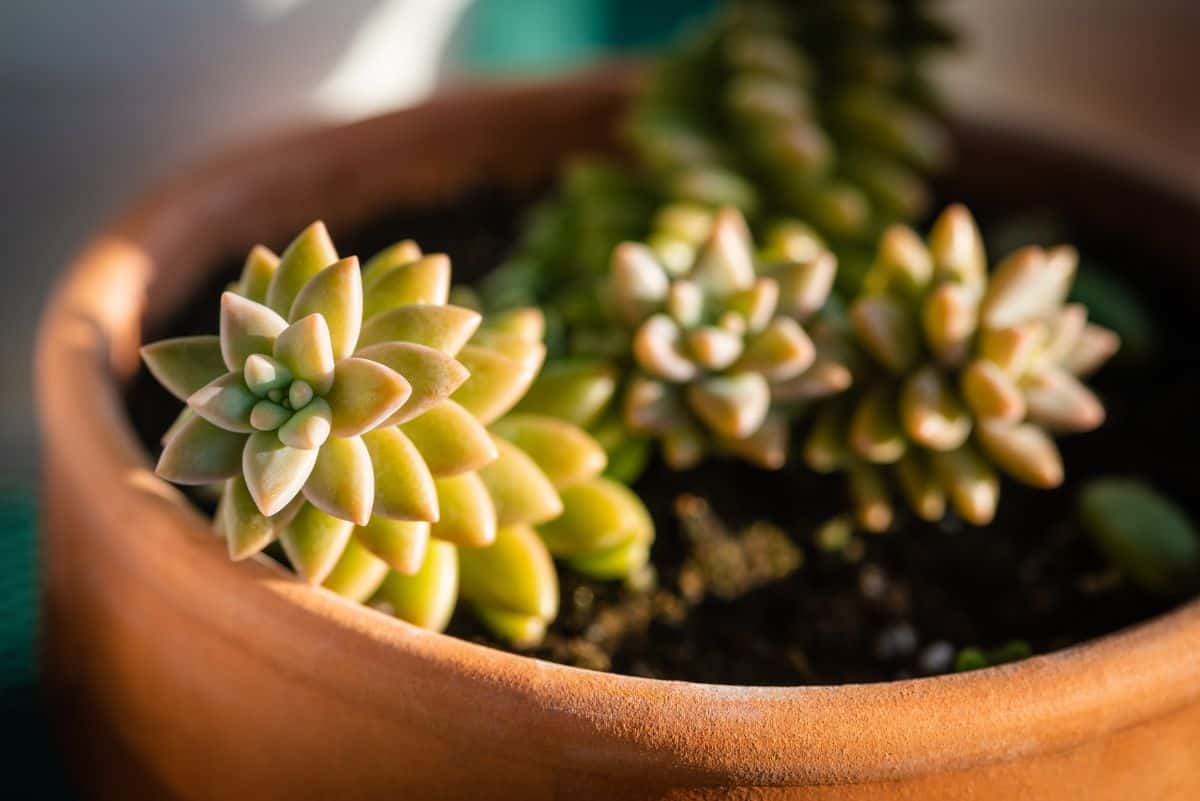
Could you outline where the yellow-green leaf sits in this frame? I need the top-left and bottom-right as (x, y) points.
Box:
(322, 538), (390, 603)
(289, 256), (363, 360)
(278, 502), (354, 585)
(358, 304), (481, 354)
(488, 414), (606, 489)
(430, 472), (496, 547)
(478, 436), (562, 527)
(219, 292), (287, 372)
(361, 427), (437, 522)
(265, 221), (339, 317)
(355, 517), (431, 575)
(156, 414), (246, 485)
(369, 539), (457, 631)
(324, 357), (412, 438)
(242, 430), (318, 517)
(303, 435), (374, 525)
(401, 401), (498, 477)
(357, 342), (469, 426)
(140, 335), (227, 402)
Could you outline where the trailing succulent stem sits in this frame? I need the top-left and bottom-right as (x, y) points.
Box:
(143, 225), (655, 646)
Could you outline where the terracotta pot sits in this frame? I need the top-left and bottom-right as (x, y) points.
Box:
(36, 68), (1200, 801)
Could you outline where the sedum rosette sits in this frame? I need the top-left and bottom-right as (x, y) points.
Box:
(805, 205), (1120, 530)
(610, 205), (845, 469)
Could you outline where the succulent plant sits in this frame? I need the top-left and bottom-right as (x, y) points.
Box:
(628, 0), (953, 249)
(607, 205), (847, 469)
(804, 205), (1121, 530)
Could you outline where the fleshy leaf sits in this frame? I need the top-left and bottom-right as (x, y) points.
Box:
(931, 445), (999, 525)
(219, 292), (287, 372)
(187, 372), (257, 433)
(452, 345), (538, 425)
(242, 431), (319, 517)
(537, 478), (652, 557)
(363, 254), (451, 318)
(302, 435), (374, 525)
(849, 385), (907, 464)
(976, 419), (1063, 489)
(140, 336), (227, 402)
(513, 359), (618, 427)
(265, 221), (339, 317)
(566, 536), (651, 581)
(242, 354), (292, 397)
(369, 539), (458, 632)
(273, 314), (336, 396)
(220, 475), (289, 560)
(401, 401), (498, 477)
(289, 257), (363, 360)
(355, 517), (431, 575)
(156, 414), (246, 485)
(483, 307), (545, 342)
(611, 242), (670, 324)
(689, 207), (756, 295)
(478, 436), (563, 527)
(734, 317), (815, 381)
(361, 239), (423, 290)
(277, 397), (333, 450)
(324, 357), (412, 438)
(459, 524), (558, 622)
(850, 294), (918, 374)
(358, 304), (481, 354)
(685, 373), (770, 440)
(356, 342), (469, 426)
(236, 245), (279, 304)
(430, 472), (497, 547)
(277, 502), (354, 585)
(322, 538), (390, 603)
(633, 314), (698, 383)
(361, 427), (438, 522)
(470, 606), (549, 649)
(467, 330), (546, 374)
(488, 414), (606, 489)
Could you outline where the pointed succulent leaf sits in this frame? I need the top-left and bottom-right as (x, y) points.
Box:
(452, 344), (540, 425)
(485, 307), (545, 342)
(156, 414), (246, 485)
(1038, 303), (1088, 365)
(720, 412), (789, 470)
(236, 245), (280, 304)
(922, 282), (977, 365)
(687, 326), (743, 371)
(355, 517), (431, 575)
(874, 224), (933, 296)
(898, 366), (971, 451)
(277, 501), (355, 585)
(362, 254), (451, 318)
(356, 342), (469, 426)
(1021, 367), (1105, 433)
(276, 397), (332, 449)
(773, 251), (836, 321)
(187, 372), (258, 433)
(289, 256), (362, 359)
(400, 400), (497, 477)
(273, 314), (336, 395)
(488, 414), (606, 490)
(895, 452), (946, 522)
(478, 435), (563, 527)
(850, 294), (919, 373)
(623, 374), (681, 435)
(976, 419), (1063, 489)
(471, 606), (550, 649)
(566, 536), (651, 581)
(242, 354), (292, 397)
(161, 407), (195, 447)
(324, 357), (412, 438)
(249, 400), (290, 432)
(735, 317), (815, 381)
(242, 431), (318, 517)
(361, 239), (423, 289)
(459, 524), (558, 622)
(982, 245), (1076, 329)
(322, 538), (390, 603)
(634, 314), (698, 383)
(361, 427), (437, 522)
(611, 242), (669, 324)
(369, 540), (458, 632)
(690, 207), (756, 295)
(219, 292), (288, 372)
(537, 478), (652, 557)
(771, 359), (853, 403)
(979, 322), (1045, 374)
(686, 373), (771, 440)
(931, 445), (999, 525)
(849, 385), (908, 463)
(358, 304), (481, 354)
(961, 360), (1024, 422)
(467, 330), (546, 374)
(140, 336), (227, 402)
(513, 359), (618, 428)
(1063, 324), (1120, 377)
(302, 435), (374, 525)
(220, 475), (280, 560)
(666, 280), (704, 328)
(430, 472), (496, 547)
(265, 221), (338, 317)
(928, 204), (986, 290)
(849, 461), (893, 533)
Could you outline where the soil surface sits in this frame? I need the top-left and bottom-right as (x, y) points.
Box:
(126, 183), (1191, 686)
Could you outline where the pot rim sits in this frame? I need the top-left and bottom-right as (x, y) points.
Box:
(35, 67), (1200, 787)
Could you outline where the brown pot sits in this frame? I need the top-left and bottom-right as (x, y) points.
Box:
(36, 68), (1200, 801)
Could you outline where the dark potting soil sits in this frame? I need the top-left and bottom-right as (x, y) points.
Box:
(126, 183), (1191, 687)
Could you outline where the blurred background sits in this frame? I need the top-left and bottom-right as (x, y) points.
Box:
(2, 0), (1198, 794)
